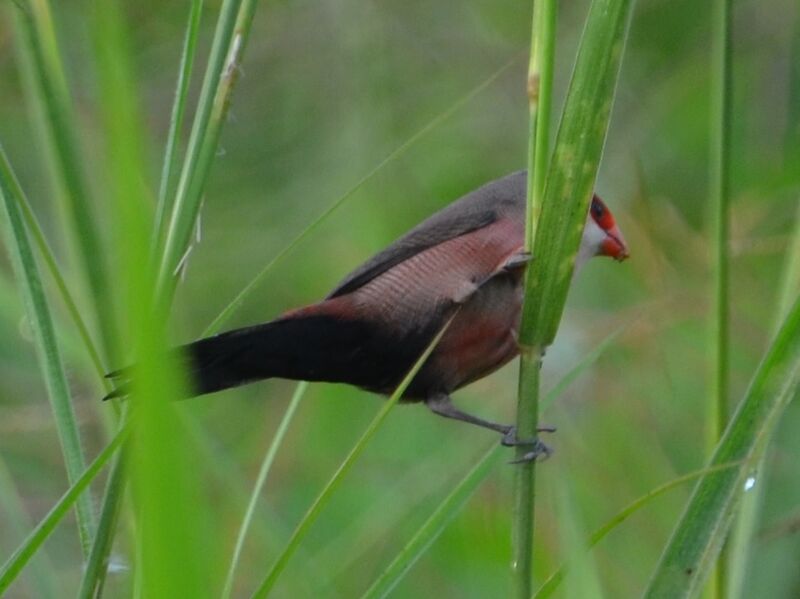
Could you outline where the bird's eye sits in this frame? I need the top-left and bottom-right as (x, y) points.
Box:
(591, 200), (604, 219)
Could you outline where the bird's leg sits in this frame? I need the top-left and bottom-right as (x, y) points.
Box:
(425, 394), (554, 461)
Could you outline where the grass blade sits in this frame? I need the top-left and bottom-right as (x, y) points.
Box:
(0, 456), (59, 599)
(359, 324), (627, 598)
(91, 0), (217, 595)
(706, 0), (733, 593)
(12, 0), (117, 362)
(250, 315), (457, 598)
(221, 382), (307, 599)
(0, 145), (95, 556)
(514, 0), (634, 595)
(0, 426), (128, 595)
(644, 297), (800, 598)
(157, 0), (256, 301)
(77, 408), (130, 599)
(361, 443), (504, 599)
(152, 0), (204, 253)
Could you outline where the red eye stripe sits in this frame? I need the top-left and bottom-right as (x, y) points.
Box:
(591, 194), (615, 231)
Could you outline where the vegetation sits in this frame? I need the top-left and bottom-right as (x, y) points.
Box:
(0, 0), (798, 597)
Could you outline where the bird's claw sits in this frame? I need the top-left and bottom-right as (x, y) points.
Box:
(502, 252), (533, 272)
(500, 426), (555, 463)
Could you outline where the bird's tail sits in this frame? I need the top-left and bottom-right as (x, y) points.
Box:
(183, 310), (379, 395)
(104, 300), (425, 399)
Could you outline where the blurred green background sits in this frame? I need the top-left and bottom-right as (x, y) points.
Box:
(0, 0), (799, 597)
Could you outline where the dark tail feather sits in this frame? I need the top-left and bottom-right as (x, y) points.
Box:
(183, 310), (409, 396)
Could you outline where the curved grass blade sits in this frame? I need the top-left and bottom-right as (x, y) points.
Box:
(202, 55), (520, 336)
(644, 297), (800, 598)
(152, 0), (204, 253)
(358, 324), (626, 599)
(250, 315), (457, 598)
(0, 425), (128, 594)
(12, 0), (117, 362)
(0, 456), (59, 599)
(360, 442), (503, 599)
(534, 461), (744, 599)
(221, 382), (307, 599)
(0, 145), (95, 556)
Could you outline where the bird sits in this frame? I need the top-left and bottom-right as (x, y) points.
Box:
(107, 170), (628, 457)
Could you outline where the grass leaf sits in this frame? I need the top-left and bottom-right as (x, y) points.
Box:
(152, 0), (204, 253)
(221, 382), (307, 599)
(0, 426), (128, 595)
(644, 297), (800, 598)
(0, 145), (95, 556)
(360, 443), (504, 599)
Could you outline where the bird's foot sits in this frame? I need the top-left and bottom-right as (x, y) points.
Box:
(500, 425), (555, 463)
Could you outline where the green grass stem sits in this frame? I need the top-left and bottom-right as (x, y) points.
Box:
(152, 0), (204, 254)
(157, 0), (250, 302)
(514, 0), (633, 595)
(707, 0), (733, 593)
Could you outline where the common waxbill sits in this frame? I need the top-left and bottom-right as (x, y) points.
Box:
(108, 171), (628, 453)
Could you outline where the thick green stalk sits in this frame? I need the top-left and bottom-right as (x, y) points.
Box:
(707, 0), (732, 594)
(0, 146), (95, 557)
(514, 0), (632, 595)
(513, 1), (556, 595)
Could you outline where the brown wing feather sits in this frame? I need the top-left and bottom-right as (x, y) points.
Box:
(347, 217), (526, 333)
(327, 171), (527, 299)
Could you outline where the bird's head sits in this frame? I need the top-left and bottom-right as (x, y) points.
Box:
(577, 194), (629, 269)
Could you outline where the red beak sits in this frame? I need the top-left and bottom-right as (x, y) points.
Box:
(601, 224), (629, 261)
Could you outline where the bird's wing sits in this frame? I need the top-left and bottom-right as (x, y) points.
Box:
(327, 171), (526, 299)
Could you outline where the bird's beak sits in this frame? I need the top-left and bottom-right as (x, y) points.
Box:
(600, 224), (629, 261)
